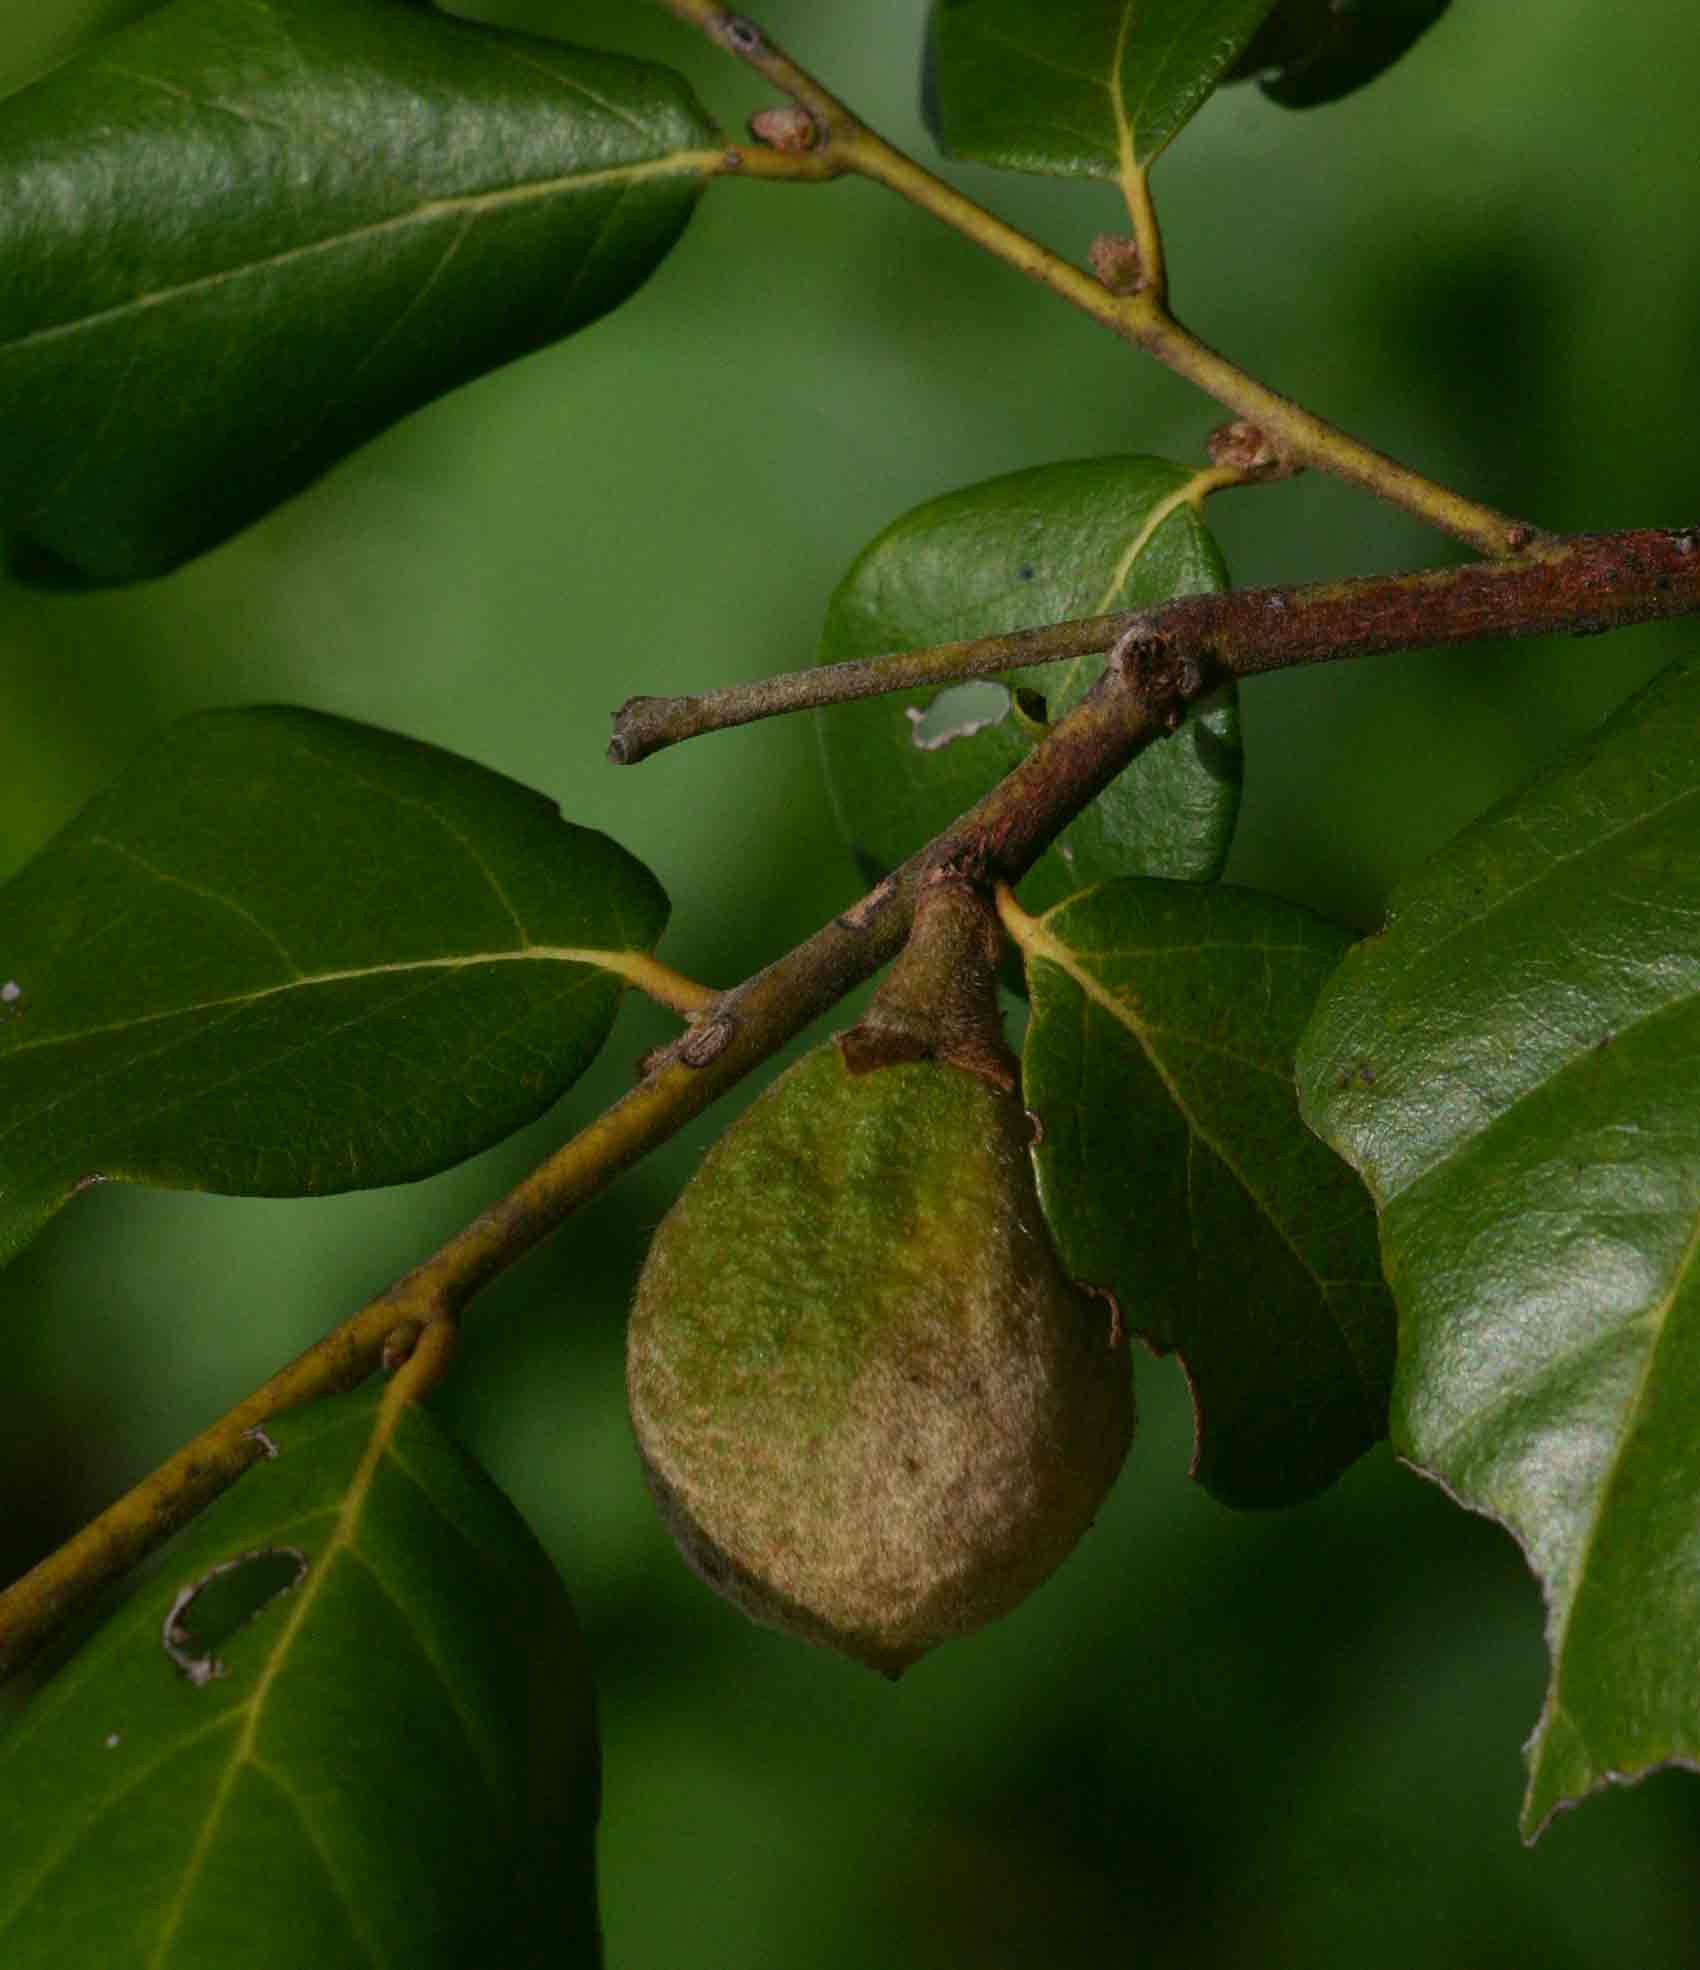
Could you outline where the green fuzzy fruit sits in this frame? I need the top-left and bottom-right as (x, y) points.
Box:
(627, 1043), (1133, 1675)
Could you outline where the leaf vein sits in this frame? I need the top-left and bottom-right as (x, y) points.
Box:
(1033, 938), (1330, 1297)
(1392, 781), (1699, 971)
(0, 1718), (241, 1945)
(0, 945), (615, 1066)
(144, 1393), (409, 1965)
(91, 835), (304, 976)
(245, 1758), (392, 1970)
(485, 38), (654, 140)
(268, 732), (533, 947)
(0, 153), (719, 362)
(342, 1543), (507, 1805)
(1535, 1200), (1700, 1737)
(261, 214), (478, 476)
(90, 62), (297, 139)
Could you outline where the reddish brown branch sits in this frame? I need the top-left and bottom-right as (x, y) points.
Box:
(12, 529), (1694, 1679)
(1150, 527), (1700, 683)
(610, 528), (1700, 763)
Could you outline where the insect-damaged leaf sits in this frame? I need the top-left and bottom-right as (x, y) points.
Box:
(0, 707), (668, 1268)
(0, 0), (719, 583)
(923, 0), (1281, 178)
(0, 1380), (602, 1965)
(816, 457), (1240, 911)
(1298, 649), (1700, 1836)
(1014, 879), (1391, 1504)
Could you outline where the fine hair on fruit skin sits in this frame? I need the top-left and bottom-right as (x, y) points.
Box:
(627, 882), (1133, 1674)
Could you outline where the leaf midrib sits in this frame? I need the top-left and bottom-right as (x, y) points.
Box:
(0, 944), (623, 1062)
(1379, 778), (1700, 980)
(971, 0), (1264, 168)
(1120, 0), (1251, 156)
(1374, 967), (1700, 1210)
(0, 150), (720, 360)
(1528, 1195), (1700, 1815)
(146, 1403), (407, 1968)
(1026, 915), (1329, 1295)
(1045, 473), (1199, 708)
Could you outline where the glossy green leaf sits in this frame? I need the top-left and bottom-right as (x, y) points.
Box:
(0, 707), (668, 1267)
(923, 0), (1281, 178)
(0, 1381), (601, 1966)
(0, 0), (719, 583)
(1015, 879), (1391, 1504)
(816, 457), (1241, 913)
(1227, 0), (1453, 108)
(1297, 650), (1700, 1837)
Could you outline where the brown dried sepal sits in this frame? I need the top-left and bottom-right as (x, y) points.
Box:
(1206, 419), (1303, 483)
(1109, 624), (1218, 734)
(1088, 232), (1147, 295)
(748, 105), (818, 152)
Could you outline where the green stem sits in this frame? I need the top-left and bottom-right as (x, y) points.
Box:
(593, 949), (722, 1018)
(1, 0), (1628, 1682)
(0, 645), (1165, 1680)
(678, 0), (1540, 559)
(0, 1301), (429, 1681)
(1124, 302), (1536, 556)
(20, 533), (1689, 1679)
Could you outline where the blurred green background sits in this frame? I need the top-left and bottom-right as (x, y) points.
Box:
(5, 1), (1700, 1961)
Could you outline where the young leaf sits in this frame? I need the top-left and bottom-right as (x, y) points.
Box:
(0, 0), (720, 584)
(1227, 0), (1453, 109)
(1296, 649), (1700, 1837)
(0, 707), (668, 1268)
(1010, 879), (1391, 1505)
(0, 1379), (602, 1966)
(923, 0), (1281, 178)
(816, 457), (1241, 912)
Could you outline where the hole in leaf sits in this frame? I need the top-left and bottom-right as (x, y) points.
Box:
(1012, 688), (1049, 733)
(905, 681), (1011, 752)
(162, 1546), (309, 1686)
